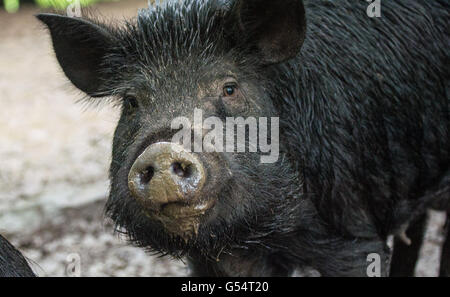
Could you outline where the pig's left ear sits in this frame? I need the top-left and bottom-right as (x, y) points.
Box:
(233, 0), (307, 65)
(36, 13), (116, 97)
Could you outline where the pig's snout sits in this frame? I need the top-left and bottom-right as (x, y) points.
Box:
(128, 142), (206, 211)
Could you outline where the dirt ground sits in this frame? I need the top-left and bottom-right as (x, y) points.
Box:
(0, 0), (447, 277)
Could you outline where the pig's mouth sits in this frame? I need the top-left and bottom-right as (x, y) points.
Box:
(160, 199), (216, 219)
(143, 199), (216, 240)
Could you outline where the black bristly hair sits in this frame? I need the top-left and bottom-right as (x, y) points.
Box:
(37, 0), (449, 276)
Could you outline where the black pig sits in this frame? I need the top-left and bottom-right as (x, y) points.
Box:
(0, 235), (35, 277)
(37, 0), (449, 276)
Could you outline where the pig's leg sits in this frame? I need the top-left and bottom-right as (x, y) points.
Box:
(439, 213), (450, 277)
(389, 214), (427, 277)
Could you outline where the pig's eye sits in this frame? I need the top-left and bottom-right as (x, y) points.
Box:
(124, 95), (139, 109)
(223, 84), (237, 97)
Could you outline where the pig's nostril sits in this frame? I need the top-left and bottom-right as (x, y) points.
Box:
(139, 166), (155, 184)
(128, 142), (206, 209)
(171, 162), (192, 178)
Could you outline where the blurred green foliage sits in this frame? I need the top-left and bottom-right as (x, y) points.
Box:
(2, 0), (117, 13)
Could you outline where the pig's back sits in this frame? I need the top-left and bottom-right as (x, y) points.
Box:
(275, 0), (449, 236)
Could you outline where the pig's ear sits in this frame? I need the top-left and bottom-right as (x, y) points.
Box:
(36, 13), (115, 97)
(234, 0), (306, 65)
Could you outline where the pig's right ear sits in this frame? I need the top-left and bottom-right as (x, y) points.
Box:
(36, 13), (115, 97)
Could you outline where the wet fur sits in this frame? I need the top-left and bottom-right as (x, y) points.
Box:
(39, 0), (449, 276)
(106, 0), (449, 276)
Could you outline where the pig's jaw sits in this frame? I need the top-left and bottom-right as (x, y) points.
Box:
(142, 199), (216, 241)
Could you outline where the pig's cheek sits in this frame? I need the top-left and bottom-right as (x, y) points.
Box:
(221, 97), (248, 115)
